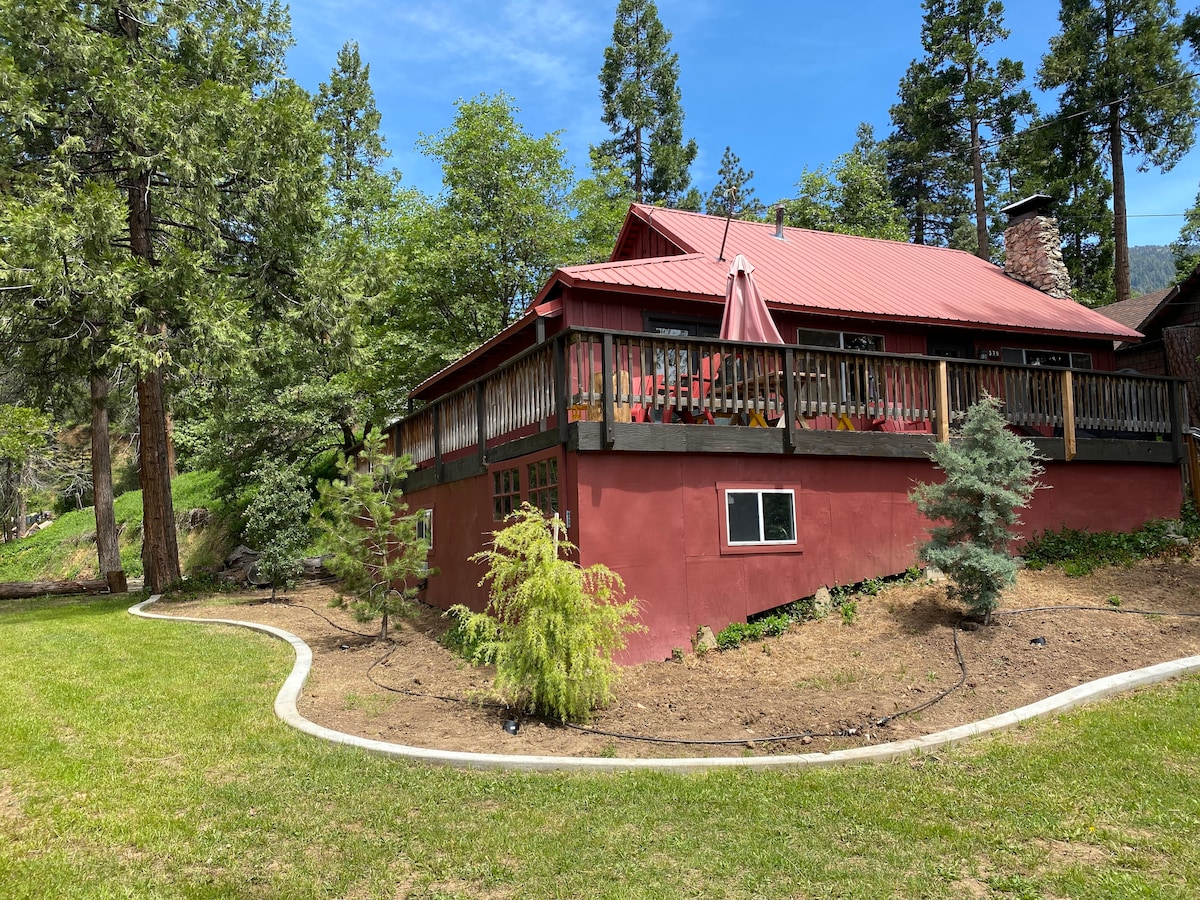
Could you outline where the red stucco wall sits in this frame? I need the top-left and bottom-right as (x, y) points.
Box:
(406, 448), (1181, 666)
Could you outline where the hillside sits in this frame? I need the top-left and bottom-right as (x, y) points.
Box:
(0, 471), (230, 584)
(1129, 245), (1176, 296)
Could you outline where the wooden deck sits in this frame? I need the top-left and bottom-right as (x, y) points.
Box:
(393, 327), (1187, 482)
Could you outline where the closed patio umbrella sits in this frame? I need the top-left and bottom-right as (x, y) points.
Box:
(719, 254), (783, 344)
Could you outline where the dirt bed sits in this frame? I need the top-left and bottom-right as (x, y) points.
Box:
(158, 559), (1200, 759)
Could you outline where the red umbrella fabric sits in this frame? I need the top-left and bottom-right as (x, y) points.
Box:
(719, 254), (783, 344)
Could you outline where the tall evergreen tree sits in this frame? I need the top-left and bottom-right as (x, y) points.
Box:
(902, 0), (1033, 258)
(1004, 112), (1115, 306)
(1040, 0), (1200, 304)
(0, 1), (325, 590)
(706, 147), (765, 220)
(886, 61), (973, 245)
(596, 0), (699, 206)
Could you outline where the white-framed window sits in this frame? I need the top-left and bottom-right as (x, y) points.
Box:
(415, 509), (433, 550)
(1001, 348), (1093, 370)
(725, 489), (797, 546)
(797, 329), (884, 352)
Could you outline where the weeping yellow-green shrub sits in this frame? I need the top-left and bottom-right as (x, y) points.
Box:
(449, 505), (642, 723)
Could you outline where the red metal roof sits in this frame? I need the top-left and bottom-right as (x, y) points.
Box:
(541, 204), (1141, 341)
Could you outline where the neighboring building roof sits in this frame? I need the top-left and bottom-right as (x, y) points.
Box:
(538, 204), (1142, 342)
(1096, 287), (1175, 335)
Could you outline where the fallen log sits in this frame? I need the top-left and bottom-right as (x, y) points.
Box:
(0, 578), (111, 599)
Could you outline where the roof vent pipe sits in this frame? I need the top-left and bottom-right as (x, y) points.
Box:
(774, 205), (785, 240)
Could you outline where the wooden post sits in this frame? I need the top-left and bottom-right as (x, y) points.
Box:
(1170, 381), (1187, 463)
(555, 336), (570, 446)
(1061, 370), (1076, 462)
(935, 360), (951, 443)
(476, 382), (487, 467)
(782, 348), (796, 453)
(601, 333), (615, 449)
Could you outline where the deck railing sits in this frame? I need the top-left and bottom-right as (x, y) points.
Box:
(397, 327), (1184, 466)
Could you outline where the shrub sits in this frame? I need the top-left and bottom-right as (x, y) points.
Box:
(455, 505), (641, 723)
(910, 396), (1043, 623)
(242, 462), (311, 600)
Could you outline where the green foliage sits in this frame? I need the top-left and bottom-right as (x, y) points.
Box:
(1040, 0), (1200, 301)
(840, 600), (859, 625)
(785, 124), (908, 241)
(314, 432), (428, 639)
(1173, 191), (1200, 279)
(706, 147), (765, 220)
(714, 613), (791, 651)
(910, 397), (1043, 621)
(442, 604), (500, 665)
(242, 463), (312, 600)
(597, 0), (698, 206)
(1023, 516), (1196, 575)
(568, 149), (636, 265)
(457, 505), (642, 723)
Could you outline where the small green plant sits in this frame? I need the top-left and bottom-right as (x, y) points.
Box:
(1023, 517), (1193, 576)
(441, 604), (499, 663)
(910, 396), (1043, 623)
(840, 600), (858, 625)
(861, 577), (885, 596)
(715, 613), (790, 650)
(451, 505), (642, 723)
(242, 462), (312, 601)
(313, 432), (430, 640)
(1107, 594), (1122, 607)
(670, 646), (685, 662)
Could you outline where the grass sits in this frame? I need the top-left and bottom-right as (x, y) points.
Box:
(0, 471), (227, 582)
(1, 596), (1199, 899)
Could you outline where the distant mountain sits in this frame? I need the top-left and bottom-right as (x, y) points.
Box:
(1129, 245), (1176, 296)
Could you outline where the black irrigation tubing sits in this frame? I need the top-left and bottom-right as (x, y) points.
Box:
(563, 605), (1200, 747)
(365, 641), (511, 711)
(276, 601), (376, 639)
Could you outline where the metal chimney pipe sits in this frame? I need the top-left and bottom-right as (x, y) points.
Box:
(774, 205), (785, 239)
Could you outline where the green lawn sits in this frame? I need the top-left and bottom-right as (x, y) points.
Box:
(1, 595), (1198, 899)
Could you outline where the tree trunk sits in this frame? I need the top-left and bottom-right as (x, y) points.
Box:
(0, 578), (111, 599)
(15, 476), (25, 540)
(137, 366), (180, 592)
(90, 371), (123, 580)
(970, 114), (988, 260)
(1109, 108), (1131, 304)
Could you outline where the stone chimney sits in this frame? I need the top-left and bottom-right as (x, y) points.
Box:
(1001, 194), (1073, 300)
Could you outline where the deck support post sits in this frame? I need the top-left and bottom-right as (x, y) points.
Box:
(555, 336), (570, 446)
(601, 333), (615, 449)
(935, 360), (950, 443)
(1061, 370), (1077, 462)
(782, 348), (796, 453)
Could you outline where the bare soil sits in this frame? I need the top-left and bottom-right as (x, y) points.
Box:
(160, 559), (1200, 759)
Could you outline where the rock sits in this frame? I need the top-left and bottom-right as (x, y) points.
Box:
(693, 625), (718, 654)
(925, 566), (947, 583)
(224, 544), (260, 569)
(302, 556), (333, 577)
(180, 507), (212, 532)
(812, 586), (833, 618)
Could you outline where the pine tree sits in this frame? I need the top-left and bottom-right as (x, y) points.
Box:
(706, 147), (765, 220)
(901, 0), (1034, 258)
(597, 0), (699, 206)
(315, 432), (428, 640)
(1004, 111), (1115, 306)
(886, 61), (973, 245)
(1040, 0), (1200, 304)
(910, 397), (1043, 623)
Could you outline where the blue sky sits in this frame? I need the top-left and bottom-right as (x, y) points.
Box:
(283, 0), (1200, 246)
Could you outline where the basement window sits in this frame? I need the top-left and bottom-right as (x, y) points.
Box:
(526, 457), (559, 516)
(414, 509), (432, 550)
(725, 489), (797, 546)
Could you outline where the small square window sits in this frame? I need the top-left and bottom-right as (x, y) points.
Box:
(725, 490), (796, 546)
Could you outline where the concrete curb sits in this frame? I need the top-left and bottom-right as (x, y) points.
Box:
(130, 596), (1200, 773)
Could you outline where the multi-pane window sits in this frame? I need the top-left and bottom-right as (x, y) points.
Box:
(414, 509), (432, 550)
(526, 457), (559, 516)
(725, 490), (797, 545)
(797, 329), (884, 352)
(493, 467), (521, 520)
(1001, 348), (1093, 370)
